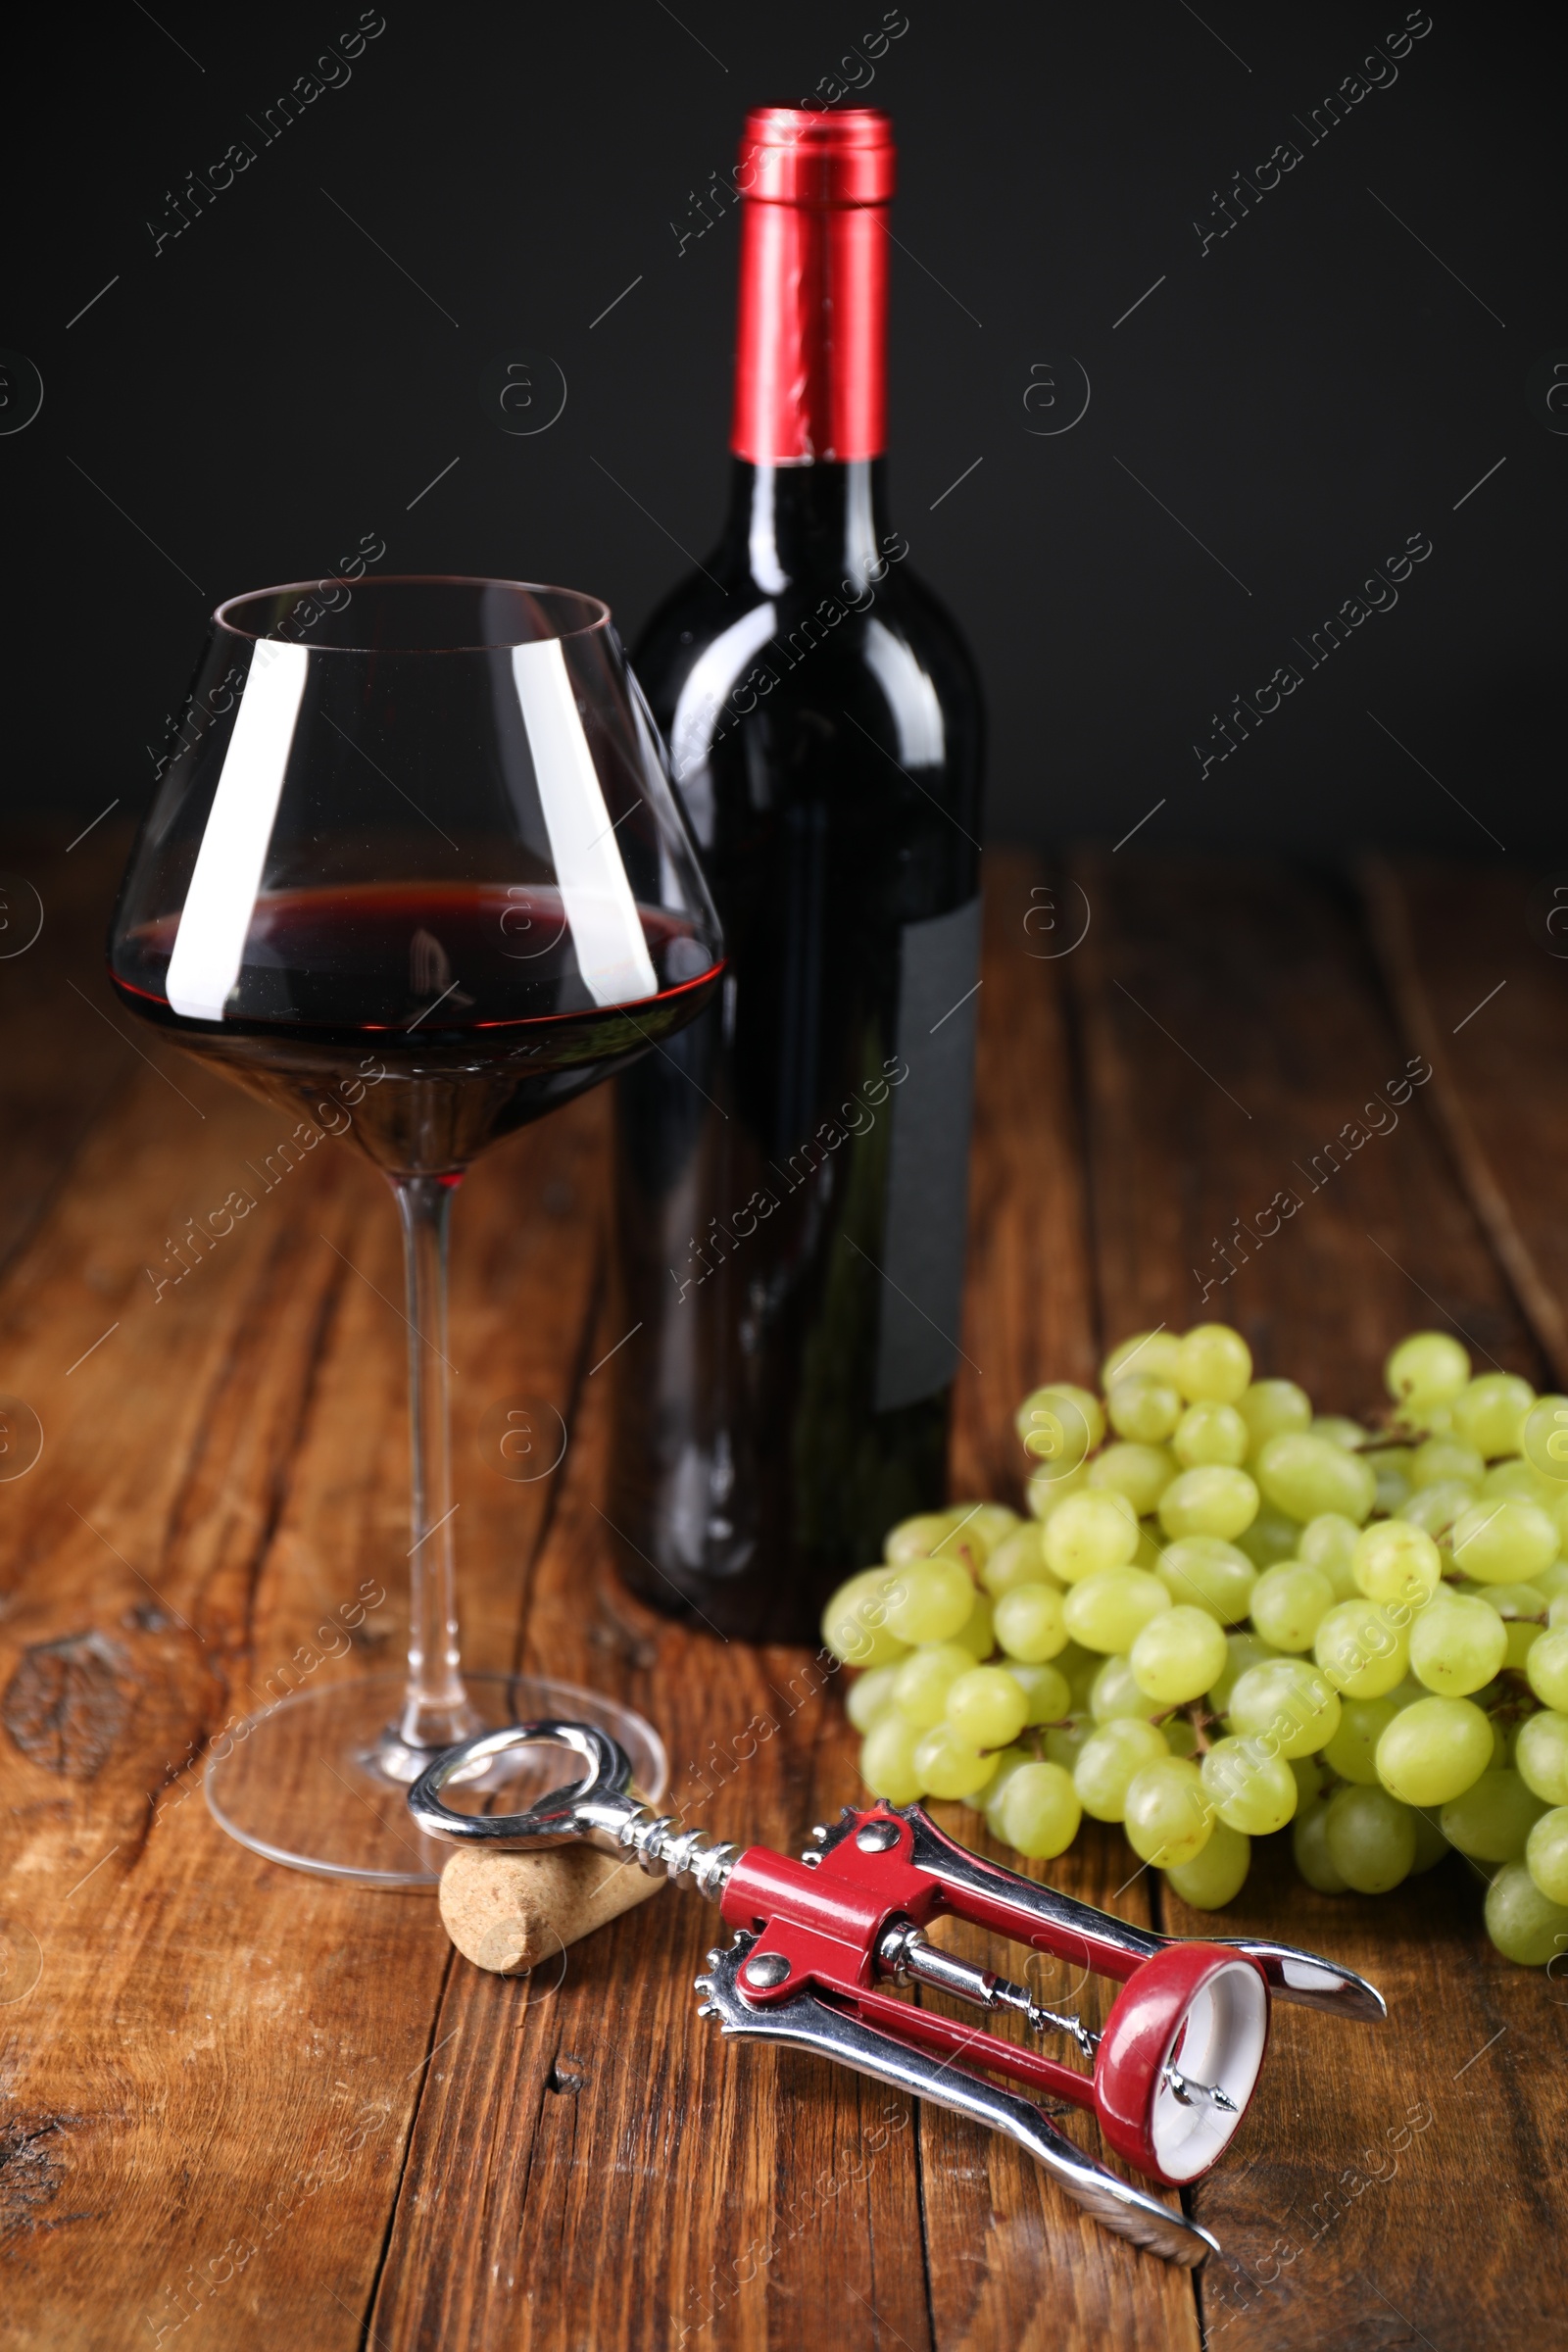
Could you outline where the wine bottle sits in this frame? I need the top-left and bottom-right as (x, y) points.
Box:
(609, 105), (984, 1642)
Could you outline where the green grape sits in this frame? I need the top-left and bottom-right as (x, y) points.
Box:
(1237, 1378), (1312, 1458)
(1314, 1598), (1410, 1697)
(1352, 1520), (1443, 1610)
(1298, 1512), (1363, 1597)
(1408, 1436), (1486, 1491)
(1408, 1806), (1449, 1874)
(1156, 1466), (1260, 1543)
(1516, 1710), (1568, 1805)
(1106, 1373), (1183, 1445)
(891, 1642), (977, 1730)
(885, 1509), (963, 1562)
(1102, 1329), (1185, 1387)
(1250, 1560), (1336, 1651)
(1163, 1820), (1250, 1909)
(883, 1556), (975, 1645)
(822, 1567), (908, 1666)
(1207, 1632), (1281, 1713)
(1155, 1535), (1257, 1625)
(1124, 1756), (1212, 1866)
(1163, 1715), (1200, 1759)
(981, 1747), (1032, 1840)
(1026, 1460), (1092, 1522)
(1172, 1400), (1250, 1469)
(1325, 1784), (1416, 1892)
(1174, 1322), (1253, 1403)
(860, 1715), (925, 1804)
(1528, 1627), (1568, 1710)
(1235, 1503), (1304, 1570)
(1540, 1560), (1568, 1603)
(1451, 1371), (1535, 1461)
(1440, 1769), (1547, 1863)
(1129, 1606), (1229, 1704)
(1227, 1659), (1341, 1757)
(911, 1721), (1000, 1801)
(946, 1665), (1030, 1748)
(1200, 1736), (1298, 1834)
(1089, 1653), (1165, 1723)
(1408, 1592), (1509, 1695)
(993, 1582), (1070, 1663)
(1058, 1642), (1103, 1710)
(954, 1590), (998, 1659)
(982, 1522), (1058, 1598)
(1041, 1490), (1139, 1584)
(1007, 1660), (1073, 1726)
(1290, 1753), (1327, 1805)
(1480, 1457), (1559, 1505)
(845, 1663), (902, 1734)
(1015, 1383), (1102, 1474)
(1294, 1796), (1348, 1892)
(1396, 1479), (1475, 1551)
(1365, 1448), (1412, 1515)
(1311, 1415), (1368, 1453)
(1063, 1567), (1171, 1653)
(998, 1759), (1083, 1859)
(1045, 1712), (1095, 1771)
(962, 1502), (1024, 1557)
(1321, 1695), (1404, 1786)
(1475, 1583), (1548, 1670)
(1256, 1433), (1376, 1526)
(1074, 1718), (1170, 1822)
(1525, 1807), (1568, 1905)
(1451, 1497), (1558, 1586)
(1484, 1860), (1568, 1966)
(1131, 1522), (1165, 1569)
(1088, 1443), (1178, 1518)
(1386, 1330), (1471, 1412)
(1522, 1394), (1568, 1486)
(1375, 1695), (1494, 1806)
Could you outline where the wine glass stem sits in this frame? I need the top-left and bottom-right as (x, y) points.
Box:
(389, 1173), (478, 1753)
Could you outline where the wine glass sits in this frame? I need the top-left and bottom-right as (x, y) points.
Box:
(109, 577), (722, 1886)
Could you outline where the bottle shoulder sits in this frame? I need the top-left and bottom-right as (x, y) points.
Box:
(632, 555), (983, 760)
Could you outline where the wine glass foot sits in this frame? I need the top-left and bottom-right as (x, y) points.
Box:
(204, 1670), (667, 1889)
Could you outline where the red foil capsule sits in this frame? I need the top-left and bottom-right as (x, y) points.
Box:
(730, 107), (896, 466)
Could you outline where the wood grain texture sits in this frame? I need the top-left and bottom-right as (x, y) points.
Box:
(3, 845), (1565, 2350)
(1067, 854), (1567, 2352)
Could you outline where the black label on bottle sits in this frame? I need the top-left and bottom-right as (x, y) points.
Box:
(874, 897), (982, 1412)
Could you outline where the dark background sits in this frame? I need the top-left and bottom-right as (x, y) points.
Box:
(1, 0), (1561, 854)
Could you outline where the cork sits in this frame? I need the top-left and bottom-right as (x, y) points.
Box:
(438, 1841), (664, 1974)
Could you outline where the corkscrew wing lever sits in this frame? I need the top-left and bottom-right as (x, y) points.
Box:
(696, 1931), (1217, 2268)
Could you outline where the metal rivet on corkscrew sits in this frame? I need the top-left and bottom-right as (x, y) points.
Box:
(410, 1720), (1387, 2270)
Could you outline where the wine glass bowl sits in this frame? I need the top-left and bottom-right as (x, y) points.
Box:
(111, 577), (720, 1174)
(109, 576), (719, 1883)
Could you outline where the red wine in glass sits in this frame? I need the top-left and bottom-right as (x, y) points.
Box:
(114, 880), (720, 1170)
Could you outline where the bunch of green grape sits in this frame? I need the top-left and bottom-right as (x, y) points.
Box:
(821, 1324), (1568, 1970)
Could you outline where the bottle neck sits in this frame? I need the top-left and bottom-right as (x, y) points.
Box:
(719, 458), (892, 594)
(729, 187), (888, 468)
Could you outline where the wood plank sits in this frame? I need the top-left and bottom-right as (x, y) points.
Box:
(1364, 856), (1568, 1385)
(1068, 853), (1568, 2352)
(922, 855), (1200, 2352)
(0, 827), (137, 1280)
(0, 899), (608, 2344)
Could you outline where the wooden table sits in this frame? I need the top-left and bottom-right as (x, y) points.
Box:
(2, 838), (1564, 2350)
